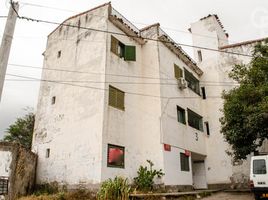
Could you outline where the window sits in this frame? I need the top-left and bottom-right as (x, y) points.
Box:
(184, 69), (200, 95)
(201, 87), (206, 99)
(177, 106), (186, 124)
(0, 177), (8, 195)
(51, 96), (56, 105)
(57, 51), (61, 58)
(174, 64), (183, 79)
(198, 50), (202, 62)
(187, 109), (203, 131)
(46, 148), (50, 158)
(180, 153), (190, 171)
(107, 144), (125, 168)
(205, 121), (210, 136)
(111, 36), (136, 61)
(253, 159), (267, 174)
(109, 86), (125, 110)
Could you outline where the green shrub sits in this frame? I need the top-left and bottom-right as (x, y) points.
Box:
(134, 160), (164, 192)
(97, 176), (131, 200)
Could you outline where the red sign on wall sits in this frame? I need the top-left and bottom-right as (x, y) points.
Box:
(185, 150), (191, 157)
(164, 144), (171, 151)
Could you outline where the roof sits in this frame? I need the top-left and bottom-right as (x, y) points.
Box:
(189, 14), (229, 38)
(48, 2), (111, 37)
(219, 37), (267, 49)
(46, 3), (202, 75)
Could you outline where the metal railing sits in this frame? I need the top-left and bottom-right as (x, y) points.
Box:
(0, 176), (8, 195)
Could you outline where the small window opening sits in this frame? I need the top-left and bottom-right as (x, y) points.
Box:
(205, 121), (210, 136)
(177, 106), (186, 124)
(201, 87), (206, 99)
(51, 96), (56, 105)
(198, 50), (202, 62)
(46, 148), (50, 158)
(57, 51), (61, 58)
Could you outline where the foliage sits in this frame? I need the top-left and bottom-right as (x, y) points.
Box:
(19, 190), (96, 200)
(133, 160), (164, 192)
(2, 109), (35, 150)
(34, 183), (59, 196)
(221, 39), (268, 160)
(97, 176), (131, 200)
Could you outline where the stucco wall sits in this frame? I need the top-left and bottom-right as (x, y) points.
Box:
(32, 4), (109, 187)
(190, 15), (259, 187)
(101, 21), (163, 182)
(0, 151), (12, 177)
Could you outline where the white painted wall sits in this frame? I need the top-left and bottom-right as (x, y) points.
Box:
(190, 15), (259, 186)
(32, 5), (109, 186)
(0, 151), (12, 177)
(101, 21), (164, 182)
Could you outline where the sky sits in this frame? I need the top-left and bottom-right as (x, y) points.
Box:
(0, 0), (268, 139)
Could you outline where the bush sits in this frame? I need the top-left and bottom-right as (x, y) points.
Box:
(97, 176), (131, 200)
(134, 160), (164, 192)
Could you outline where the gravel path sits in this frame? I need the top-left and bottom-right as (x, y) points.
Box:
(201, 192), (254, 200)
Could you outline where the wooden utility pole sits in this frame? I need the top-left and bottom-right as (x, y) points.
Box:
(0, 2), (19, 102)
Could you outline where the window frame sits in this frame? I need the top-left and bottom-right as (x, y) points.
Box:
(174, 64), (183, 79)
(111, 35), (136, 61)
(187, 109), (204, 131)
(180, 153), (190, 172)
(109, 85), (125, 111)
(184, 68), (200, 95)
(197, 50), (202, 62)
(177, 106), (186, 125)
(253, 159), (267, 174)
(107, 144), (125, 168)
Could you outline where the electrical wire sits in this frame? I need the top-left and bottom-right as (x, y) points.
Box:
(8, 63), (239, 85)
(17, 1), (241, 44)
(6, 73), (224, 99)
(9, 2), (255, 58)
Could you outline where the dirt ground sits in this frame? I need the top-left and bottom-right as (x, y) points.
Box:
(202, 192), (254, 200)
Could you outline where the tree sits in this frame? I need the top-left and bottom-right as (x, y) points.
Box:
(221, 39), (268, 160)
(2, 110), (35, 150)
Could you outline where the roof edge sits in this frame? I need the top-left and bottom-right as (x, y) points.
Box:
(48, 2), (111, 37)
(140, 23), (160, 32)
(219, 37), (267, 49)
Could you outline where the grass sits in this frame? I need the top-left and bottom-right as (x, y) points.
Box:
(18, 190), (96, 200)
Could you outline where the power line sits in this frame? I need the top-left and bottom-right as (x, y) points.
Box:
(17, 1), (241, 44)
(10, 5), (254, 58)
(6, 73), (223, 99)
(8, 63), (239, 85)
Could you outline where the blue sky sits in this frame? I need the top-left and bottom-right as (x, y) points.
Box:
(0, 0), (268, 138)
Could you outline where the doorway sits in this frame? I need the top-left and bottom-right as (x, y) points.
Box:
(192, 153), (207, 189)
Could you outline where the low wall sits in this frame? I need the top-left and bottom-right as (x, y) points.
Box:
(0, 142), (37, 200)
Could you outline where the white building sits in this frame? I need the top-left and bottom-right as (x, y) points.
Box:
(32, 3), (264, 190)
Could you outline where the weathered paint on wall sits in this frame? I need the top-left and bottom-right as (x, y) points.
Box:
(32, 3), (260, 190)
(0, 151), (12, 177)
(190, 14), (262, 188)
(0, 142), (37, 200)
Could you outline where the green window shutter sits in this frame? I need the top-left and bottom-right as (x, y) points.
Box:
(117, 90), (125, 110)
(174, 64), (183, 79)
(124, 45), (136, 61)
(109, 86), (117, 107)
(111, 36), (119, 56)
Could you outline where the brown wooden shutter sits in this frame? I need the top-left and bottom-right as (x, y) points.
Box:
(111, 36), (119, 55)
(174, 64), (183, 79)
(117, 90), (125, 110)
(109, 86), (117, 107)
